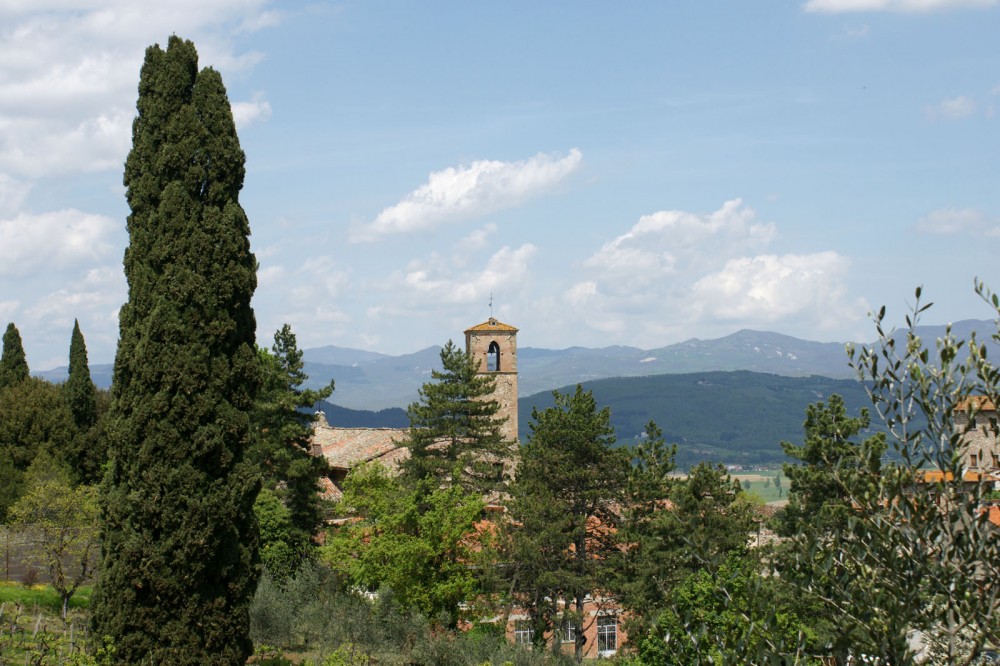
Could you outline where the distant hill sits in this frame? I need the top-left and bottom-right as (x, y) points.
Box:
(317, 401), (408, 429)
(36, 363), (114, 389)
(294, 320), (997, 411)
(517, 371), (877, 468)
(35, 320), (997, 414)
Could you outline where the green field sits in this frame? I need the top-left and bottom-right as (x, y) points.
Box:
(0, 582), (95, 665)
(731, 472), (789, 505)
(0, 581), (92, 612)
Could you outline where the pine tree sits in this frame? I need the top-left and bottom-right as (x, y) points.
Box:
(400, 340), (511, 495)
(65, 320), (97, 429)
(91, 36), (261, 666)
(505, 385), (630, 660)
(250, 324), (333, 578)
(0, 322), (29, 389)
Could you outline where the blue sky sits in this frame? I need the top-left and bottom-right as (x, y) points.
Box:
(1, 1), (999, 371)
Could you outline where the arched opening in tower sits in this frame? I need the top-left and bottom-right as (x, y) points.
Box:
(487, 341), (500, 371)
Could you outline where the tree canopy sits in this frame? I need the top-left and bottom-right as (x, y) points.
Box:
(92, 35), (261, 666)
(400, 340), (512, 495)
(0, 322), (28, 389)
(505, 385), (631, 661)
(250, 323), (334, 579)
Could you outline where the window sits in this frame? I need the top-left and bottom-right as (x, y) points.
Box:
(561, 619), (577, 643)
(514, 621), (534, 645)
(597, 616), (617, 653)
(487, 341), (500, 371)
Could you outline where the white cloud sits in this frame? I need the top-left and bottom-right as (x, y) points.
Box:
(0, 300), (20, 321)
(925, 95), (978, 120)
(805, 0), (995, 12)
(583, 199), (775, 285)
(401, 244), (537, 305)
(256, 264), (285, 288)
(0, 209), (120, 276)
(915, 208), (1000, 235)
(351, 149), (582, 242)
(21, 265), (127, 367)
(691, 252), (859, 326)
(0, 1), (277, 178)
(456, 224), (498, 256)
(558, 200), (867, 346)
(25, 266), (125, 323)
(842, 24), (871, 38)
(0, 175), (30, 216)
(281, 256), (346, 302)
(231, 92), (272, 129)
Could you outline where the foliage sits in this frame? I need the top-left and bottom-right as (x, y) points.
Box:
(0, 581), (93, 612)
(321, 463), (484, 622)
(778, 394), (886, 535)
(401, 340), (512, 495)
(635, 553), (815, 665)
(0, 456), (24, 523)
(254, 488), (301, 583)
(250, 324), (334, 578)
(0, 376), (77, 475)
(9, 454), (98, 618)
(61, 321), (109, 485)
(504, 385), (630, 660)
(747, 284), (1000, 665)
(0, 595), (111, 666)
(64, 320), (97, 431)
(611, 421), (677, 634)
(248, 562), (575, 665)
(92, 35), (261, 666)
(614, 455), (758, 638)
(0, 322), (28, 390)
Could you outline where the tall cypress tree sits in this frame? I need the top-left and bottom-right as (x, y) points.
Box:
(92, 36), (261, 665)
(0, 322), (29, 389)
(62, 320), (107, 484)
(65, 319), (97, 429)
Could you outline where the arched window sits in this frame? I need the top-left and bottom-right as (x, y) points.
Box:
(487, 341), (500, 371)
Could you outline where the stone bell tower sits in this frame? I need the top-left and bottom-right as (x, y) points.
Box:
(465, 317), (519, 443)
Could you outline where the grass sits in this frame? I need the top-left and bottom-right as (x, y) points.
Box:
(0, 581), (93, 613)
(0, 582), (95, 665)
(731, 472), (788, 504)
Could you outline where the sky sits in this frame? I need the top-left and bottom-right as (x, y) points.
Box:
(2, 0), (999, 371)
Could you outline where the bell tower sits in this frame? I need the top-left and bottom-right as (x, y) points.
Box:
(465, 317), (519, 443)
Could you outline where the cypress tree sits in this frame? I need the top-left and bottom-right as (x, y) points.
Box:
(91, 36), (261, 665)
(0, 322), (29, 389)
(65, 319), (97, 429)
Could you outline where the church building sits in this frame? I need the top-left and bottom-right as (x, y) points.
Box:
(310, 317), (519, 499)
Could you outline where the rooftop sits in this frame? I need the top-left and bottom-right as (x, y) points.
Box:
(465, 317), (518, 333)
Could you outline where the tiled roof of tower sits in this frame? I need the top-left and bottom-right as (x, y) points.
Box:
(465, 317), (518, 333)
(957, 396), (997, 412)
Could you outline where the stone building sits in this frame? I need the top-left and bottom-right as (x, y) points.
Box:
(956, 397), (1000, 472)
(311, 317), (520, 498)
(465, 317), (519, 443)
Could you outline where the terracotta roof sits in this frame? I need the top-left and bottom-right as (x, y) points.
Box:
(311, 412), (409, 471)
(920, 470), (1000, 483)
(465, 317), (518, 333)
(985, 505), (1000, 528)
(956, 396), (997, 412)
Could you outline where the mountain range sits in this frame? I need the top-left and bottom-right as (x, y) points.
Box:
(39, 319), (994, 411)
(36, 320), (995, 464)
